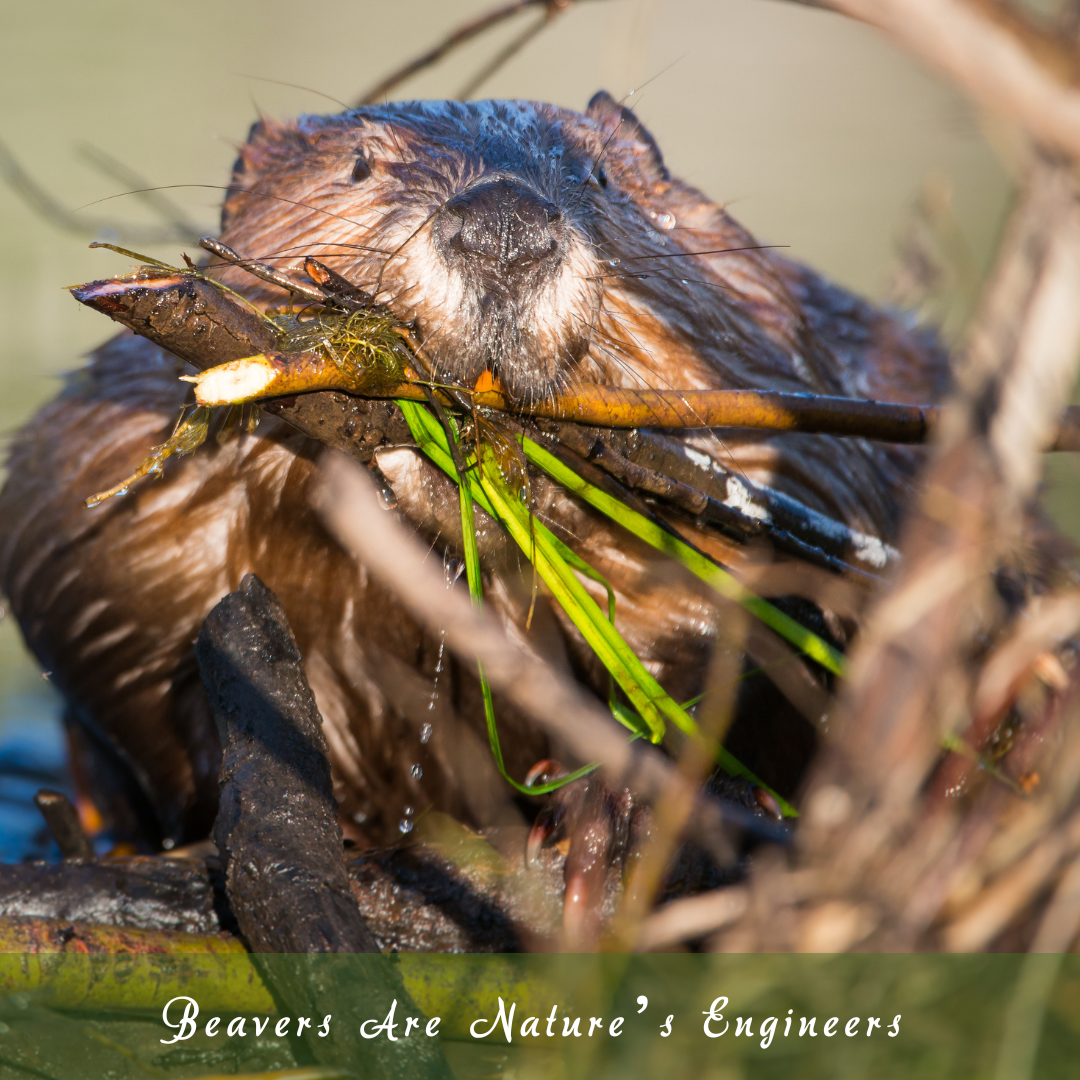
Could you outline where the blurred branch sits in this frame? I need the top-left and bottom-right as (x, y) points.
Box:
(76, 143), (203, 239)
(811, 159), (1080, 940)
(357, 0), (588, 106)
(0, 138), (202, 244)
(456, 2), (569, 99)
(611, 607), (750, 949)
(790, 0), (1080, 162)
(635, 886), (749, 951)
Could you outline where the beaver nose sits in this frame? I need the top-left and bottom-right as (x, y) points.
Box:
(442, 180), (561, 269)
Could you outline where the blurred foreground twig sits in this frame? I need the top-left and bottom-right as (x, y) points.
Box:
(713, 155), (1080, 953)
(798, 0), (1080, 162)
(316, 452), (791, 863)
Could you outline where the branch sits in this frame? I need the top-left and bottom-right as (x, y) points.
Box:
(70, 272), (412, 463)
(189, 346), (1080, 449)
(197, 574), (381, 955)
(797, 0), (1080, 161)
(0, 138), (201, 244)
(196, 574), (454, 1078)
(356, 0), (579, 106)
(69, 269), (899, 577)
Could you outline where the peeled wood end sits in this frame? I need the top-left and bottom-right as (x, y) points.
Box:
(184, 356), (277, 406)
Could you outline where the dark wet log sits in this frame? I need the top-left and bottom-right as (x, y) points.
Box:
(33, 790), (96, 862)
(195, 573), (379, 954)
(541, 423), (886, 579)
(0, 858), (218, 934)
(196, 573), (453, 1079)
(71, 272), (412, 464)
(0, 826), (744, 951)
(0, 845), (545, 949)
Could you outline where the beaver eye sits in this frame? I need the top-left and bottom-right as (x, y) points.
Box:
(351, 155), (371, 183)
(596, 166), (608, 189)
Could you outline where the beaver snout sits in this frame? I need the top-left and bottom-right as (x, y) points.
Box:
(418, 173), (591, 404)
(437, 179), (564, 280)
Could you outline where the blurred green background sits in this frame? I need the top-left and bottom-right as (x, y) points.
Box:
(0, 0), (1067, 848)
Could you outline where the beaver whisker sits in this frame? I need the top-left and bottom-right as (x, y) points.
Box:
(586, 311), (656, 363)
(374, 204), (444, 299)
(587, 272), (734, 293)
(382, 279), (423, 310)
(619, 244), (788, 262)
(258, 240), (395, 259)
(661, 277), (735, 294)
(411, 309), (459, 386)
(81, 182), (395, 233)
(570, 118), (624, 213)
(588, 312), (709, 406)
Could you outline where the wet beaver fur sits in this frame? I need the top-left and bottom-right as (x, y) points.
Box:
(0, 93), (947, 850)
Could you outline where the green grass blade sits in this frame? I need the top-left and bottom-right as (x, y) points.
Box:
(399, 399), (796, 814)
(403, 401), (660, 741)
(477, 468), (667, 742)
(439, 405), (601, 796)
(519, 436), (846, 678)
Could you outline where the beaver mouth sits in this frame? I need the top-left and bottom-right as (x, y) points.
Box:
(417, 176), (594, 406)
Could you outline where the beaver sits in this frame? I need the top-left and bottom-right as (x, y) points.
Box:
(0, 92), (947, 853)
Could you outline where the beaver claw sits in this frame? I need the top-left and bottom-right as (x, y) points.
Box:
(524, 760), (641, 947)
(525, 759), (781, 946)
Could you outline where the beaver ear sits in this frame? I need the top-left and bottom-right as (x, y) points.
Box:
(586, 90), (669, 180)
(222, 117), (310, 231)
(231, 117), (311, 181)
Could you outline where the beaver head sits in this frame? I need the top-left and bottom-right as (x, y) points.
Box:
(217, 92), (855, 410)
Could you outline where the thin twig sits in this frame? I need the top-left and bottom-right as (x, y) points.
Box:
(357, 0), (551, 106)
(199, 236), (326, 305)
(456, 3), (565, 99)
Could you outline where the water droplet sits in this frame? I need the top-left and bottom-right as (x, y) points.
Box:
(420, 723), (433, 744)
(353, 809), (368, 824)
(428, 631), (447, 711)
(161, 837), (176, 851)
(607, 258), (621, 268)
(410, 764), (423, 779)
(398, 819), (414, 835)
(404, 805), (414, 817)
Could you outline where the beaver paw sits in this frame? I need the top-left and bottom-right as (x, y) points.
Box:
(524, 760), (783, 947)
